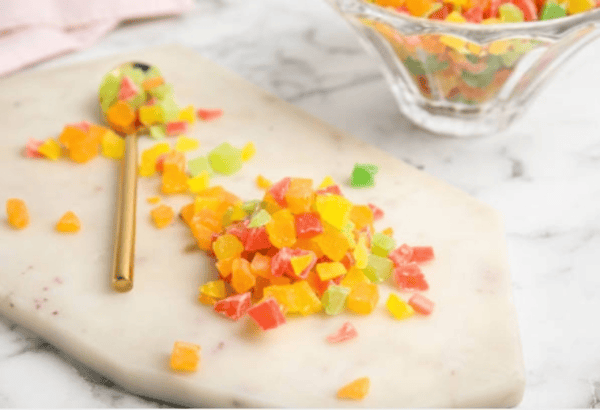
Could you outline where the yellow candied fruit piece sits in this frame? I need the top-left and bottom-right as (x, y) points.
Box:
(139, 105), (164, 126)
(316, 262), (346, 281)
(340, 266), (370, 288)
(150, 204), (174, 229)
(194, 196), (223, 214)
(187, 170), (210, 193)
(489, 40), (509, 55)
(315, 194), (353, 230)
(170, 341), (201, 372)
(55, 211), (81, 233)
(139, 142), (170, 177)
(445, 10), (467, 22)
(349, 205), (374, 231)
(6, 198), (29, 229)
(337, 377), (370, 400)
(198, 293), (217, 305)
(353, 234), (369, 270)
(241, 142), (256, 162)
(386, 294), (415, 320)
(347, 282), (379, 315)
(212, 233), (244, 260)
(314, 222), (349, 262)
(228, 204), (247, 223)
(467, 42), (483, 55)
(440, 35), (467, 52)
(318, 175), (336, 188)
(101, 130), (125, 160)
(568, 0), (595, 14)
(38, 138), (61, 160)
(175, 135), (199, 152)
(231, 258), (256, 293)
(256, 175), (272, 190)
(290, 254), (314, 276)
(199, 280), (226, 299)
(178, 105), (196, 124)
(262, 192), (282, 214)
(147, 196), (161, 204)
(162, 168), (189, 194)
(292, 280), (322, 316)
(265, 209), (297, 248)
(382, 227), (394, 236)
(263, 285), (296, 314)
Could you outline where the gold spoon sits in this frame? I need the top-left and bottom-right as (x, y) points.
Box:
(99, 62), (156, 292)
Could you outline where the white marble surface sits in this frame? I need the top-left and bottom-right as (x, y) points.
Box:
(1, 0), (600, 407)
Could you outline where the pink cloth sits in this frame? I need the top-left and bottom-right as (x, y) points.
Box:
(0, 0), (194, 77)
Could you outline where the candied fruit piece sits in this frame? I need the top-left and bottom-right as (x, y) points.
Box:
(166, 121), (188, 136)
(199, 280), (226, 300)
(409, 293), (434, 315)
(170, 341), (200, 372)
(247, 297), (286, 330)
(294, 212), (323, 239)
(265, 209), (297, 249)
(318, 175), (336, 188)
(370, 232), (396, 257)
(161, 167), (188, 194)
(368, 203), (384, 221)
(241, 141), (256, 161)
(245, 226), (272, 252)
(187, 170), (210, 193)
(24, 138), (44, 158)
(284, 178), (314, 214)
(214, 292), (252, 320)
(292, 280), (322, 316)
(197, 108), (223, 121)
(326, 321), (358, 342)
(208, 142), (243, 176)
(38, 138), (61, 160)
(268, 177), (291, 207)
(6, 199), (29, 229)
(101, 130), (125, 160)
(231, 258), (256, 293)
(349, 205), (374, 231)
(139, 105), (164, 126)
(178, 105), (196, 124)
(141, 76), (164, 91)
(362, 254), (393, 283)
(256, 174), (272, 189)
(350, 163), (378, 188)
(213, 233), (244, 260)
(150, 204), (174, 229)
(248, 209), (271, 228)
(340, 266), (370, 288)
(250, 253), (271, 278)
(175, 135), (199, 152)
(314, 222), (349, 262)
(55, 211), (81, 233)
(386, 293), (415, 320)
(353, 234), (369, 269)
(291, 253), (315, 277)
(106, 101), (136, 134)
(411, 246), (435, 263)
(58, 125), (87, 149)
(337, 377), (370, 400)
(149, 125), (166, 140)
(316, 262), (347, 282)
(315, 194), (353, 230)
(147, 196), (161, 204)
(347, 282), (379, 315)
(118, 76), (139, 101)
(69, 133), (100, 164)
(389, 244), (413, 266)
(394, 263), (429, 291)
(188, 156), (213, 177)
(321, 285), (351, 315)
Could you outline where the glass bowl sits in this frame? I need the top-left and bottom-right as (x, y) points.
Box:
(326, 0), (600, 137)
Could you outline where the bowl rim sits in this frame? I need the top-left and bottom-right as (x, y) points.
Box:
(332, 0), (600, 40)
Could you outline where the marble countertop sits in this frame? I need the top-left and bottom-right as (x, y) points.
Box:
(1, 0), (600, 407)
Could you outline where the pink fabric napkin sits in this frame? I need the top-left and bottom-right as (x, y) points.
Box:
(0, 0), (194, 77)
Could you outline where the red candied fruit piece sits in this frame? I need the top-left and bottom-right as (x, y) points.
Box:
(411, 246), (434, 263)
(268, 177), (291, 207)
(388, 244), (413, 267)
(214, 292), (252, 320)
(409, 293), (434, 315)
(271, 247), (294, 277)
(25, 138), (44, 158)
(326, 322), (358, 343)
(197, 108), (223, 121)
(463, 6), (484, 22)
(166, 121), (188, 136)
(245, 226), (272, 252)
(430, 2), (452, 19)
(315, 184), (343, 196)
(307, 270), (333, 297)
(394, 263), (429, 291)
(226, 221), (250, 245)
(511, 0), (537, 20)
(294, 212), (323, 239)
(340, 252), (355, 270)
(155, 153), (167, 173)
(368, 203), (384, 221)
(247, 297), (286, 330)
(118, 76), (139, 101)
(484, 0), (502, 18)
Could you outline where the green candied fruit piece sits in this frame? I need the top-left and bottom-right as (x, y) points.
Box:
(149, 125), (166, 140)
(499, 3), (524, 22)
(99, 72), (120, 113)
(241, 200), (261, 214)
(248, 209), (271, 228)
(501, 50), (521, 67)
(160, 97), (179, 122)
(144, 65), (162, 80)
(321, 285), (351, 315)
(424, 55), (449, 73)
(404, 56), (425, 76)
(370, 232), (396, 257)
(121, 66), (145, 87)
(149, 83), (174, 100)
(350, 163), (378, 188)
(187, 155), (213, 177)
(362, 254), (393, 284)
(208, 142), (243, 176)
(541, 2), (566, 19)
(126, 90), (147, 112)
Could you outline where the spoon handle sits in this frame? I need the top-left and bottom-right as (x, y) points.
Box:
(111, 133), (138, 292)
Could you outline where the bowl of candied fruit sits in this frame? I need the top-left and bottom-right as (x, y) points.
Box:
(327, 0), (600, 137)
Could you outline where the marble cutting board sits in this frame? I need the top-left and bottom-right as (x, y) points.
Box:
(0, 45), (525, 408)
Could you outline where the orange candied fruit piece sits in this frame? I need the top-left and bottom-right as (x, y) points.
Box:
(179, 202), (195, 225)
(58, 125), (87, 149)
(151, 204), (175, 229)
(250, 253), (271, 278)
(382, 227), (394, 236)
(170, 341), (201, 372)
(231, 258), (256, 293)
(55, 211), (81, 233)
(69, 133), (100, 164)
(106, 100), (136, 134)
(347, 282), (379, 315)
(162, 168), (188, 194)
(337, 377), (370, 400)
(190, 220), (214, 251)
(349, 205), (374, 231)
(6, 198), (29, 229)
(256, 174), (272, 190)
(142, 76), (164, 91)
(265, 209), (297, 249)
(284, 178), (314, 214)
(147, 196), (161, 204)
(212, 233), (244, 260)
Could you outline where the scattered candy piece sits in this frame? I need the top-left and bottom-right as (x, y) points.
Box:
(178, 105), (196, 124)
(187, 170), (210, 193)
(101, 131), (125, 160)
(394, 263), (429, 291)
(256, 174), (272, 189)
(362, 254), (394, 283)
(166, 121), (188, 136)
(55, 211), (81, 233)
(139, 105), (165, 126)
(170, 341), (201, 372)
(151, 204), (174, 229)
(37, 138), (61, 160)
(318, 175), (336, 188)
(386, 293), (415, 320)
(316, 262), (347, 282)
(214, 292), (252, 320)
(337, 377), (370, 400)
(370, 232), (396, 257)
(188, 156), (213, 177)
(388, 244), (413, 266)
(350, 163), (379, 188)
(409, 293), (435, 315)
(247, 297), (287, 330)
(149, 125), (166, 140)
(197, 108), (223, 121)
(175, 135), (199, 152)
(347, 282), (379, 314)
(411, 246), (435, 263)
(24, 138), (44, 158)
(322, 285), (351, 315)
(326, 321), (358, 342)
(147, 196), (161, 204)
(208, 142), (243, 175)
(6, 198), (29, 229)
(241, 142), (256, 161)
(248, 209), (271, 228)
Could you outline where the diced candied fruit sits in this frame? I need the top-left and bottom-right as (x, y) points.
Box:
(337, 377), (370, 400)
(409, 293), (434, 315)
(197, 108), (223, 121)
(389, 244), (413, 266)
(350, 163), (378, 188)
(150, 204), (174, 229)
(106, 101), (136, 134)
(291, 253), (316, 276)
(187, 170), (210, 193)
(353, 234), (369, 270)
(170, 341), (201, 372)
(175, 135), (199, 152)
(141, 76), (164, 91)
(268, 177), (291, 207)
(250, 253), (271, 278)
(394, 263), (429, 291)
(284, 178), (314, 214)
(349, 205), (374, 231)
(199, 280), (226, 300)
(188, 156), (213, 177)
(318, 175), (336, 188)
(24, 138), (44, 158)
(248, 209), (271, 228)
(316, 262), (347, 282)
(208, 142), (243, 176)
(294, 212), (323, 239)
(55, 211), (81, 233)
(38, 138), (61, 160)
(314, 222), (349, 262)
(166, 121), (188, 136)
(292, 280), (322, 316)
(6, 199), (29, 229)
(265, 209), (297, 248)
(256, 174), (272, 189)
(370, 232), (396, 257)
(231, 258), (256, 293)
(326, 321), (358, 342)
(178, 105), (196, 124)
(58, 125), (86, 149)
(198, 293), (217, 305)
(101, 130), (125, 159)
(245, 226), (273, 252)
(315, 184), (343, 196)
(147, 196), (161, 204)
(214, 292), (252, 320)
(213, 233), (244, 260)
(247, 297), (286, 330)
(362, 254), (393, 283)
(411, 246), (435, 263)
(241, 142), (256, 161)
(347, 282), (379, 315)
(315, 195), (353, 230)
(161, 167), (188, 194)
(386, 294), (415, 320)
(139, 105), (164, 126)
(321, 285), (351, 315)
(382, 227), (394, 236)
(118, 76), (139, 101)
(149, 125), (166, 140)
(368, 203), (384, 221)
